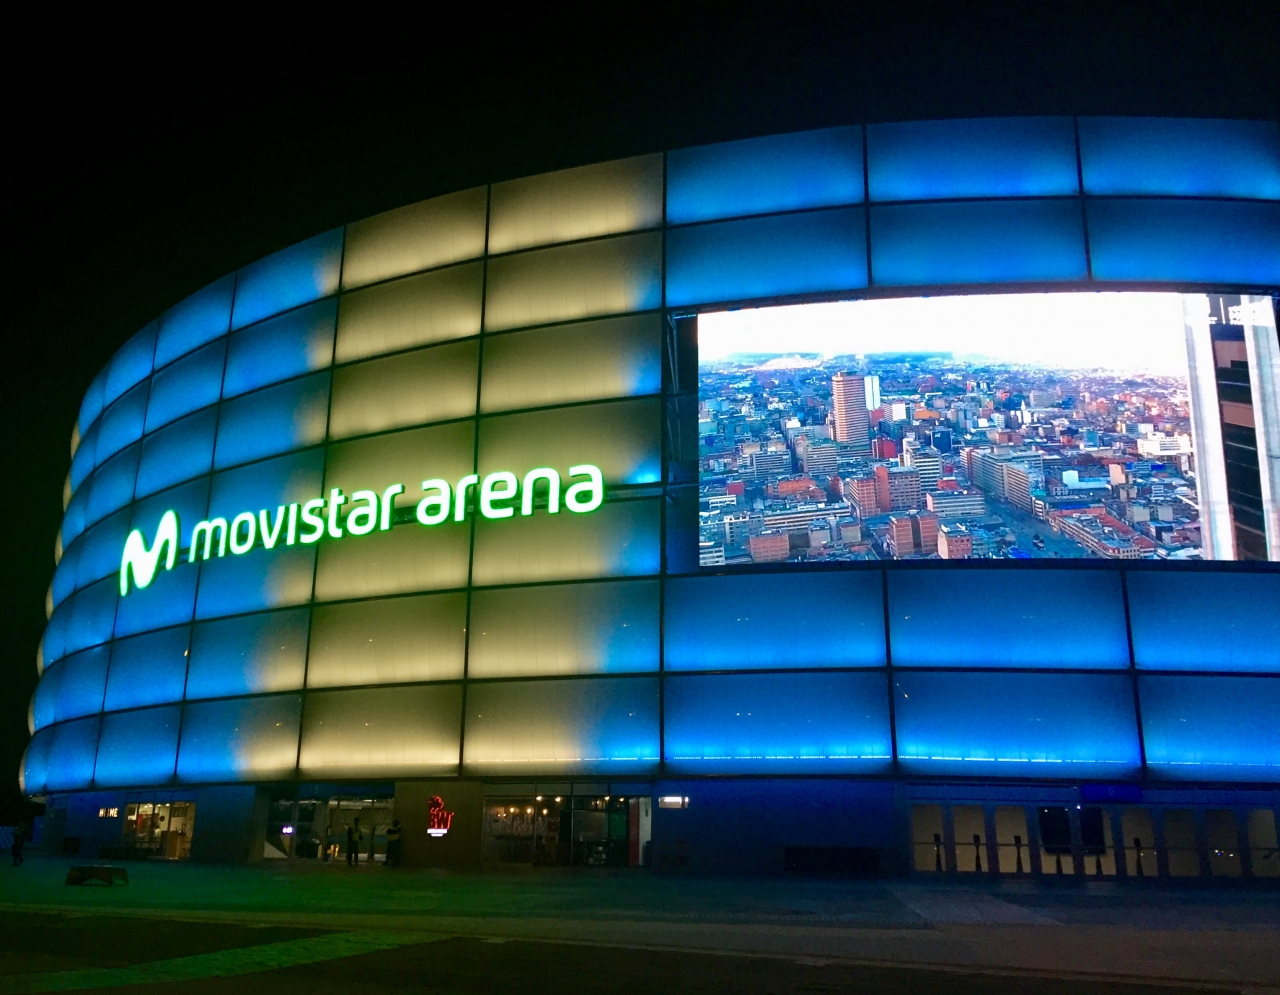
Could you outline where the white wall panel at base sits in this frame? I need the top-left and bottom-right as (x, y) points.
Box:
(479, 314), (662, 413)
(176, 695), (301, 782)
(463, 677), (659, 774)
(306, 593), (466, 688)
(468, 580), (659, 678)
(335, 261), (484, 362)
(483, 233), (662, 332)
(341, 188), (488, 291)
(471, 498), (661, 586)
(487, 155), (663, 254)
(298, 684), (462, 779)
(313, 523), (471, 601)
(328, 338), (479, 439)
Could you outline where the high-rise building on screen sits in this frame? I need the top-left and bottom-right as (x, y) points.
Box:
(831, 372), (871, 452)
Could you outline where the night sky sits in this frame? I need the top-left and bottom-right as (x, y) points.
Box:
(3, 6), (1276, 821)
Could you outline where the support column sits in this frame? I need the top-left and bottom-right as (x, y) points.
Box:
(1238, 295), (1280, 560)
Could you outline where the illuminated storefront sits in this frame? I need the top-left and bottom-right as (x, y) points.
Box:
(24, 117), (1280, 876)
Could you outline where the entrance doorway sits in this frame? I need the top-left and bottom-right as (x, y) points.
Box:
(482, 787), (652, 867)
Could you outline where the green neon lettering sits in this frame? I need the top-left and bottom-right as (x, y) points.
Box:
(379, 484), (404, 531)
(229, 511), (257, 554)
(417, 479), (450, 526)
(299, 499), (325, 544)
(347, 490), (378, 536)
(119, 510), (179, 595)
(565, 464), (604, 513)
(189, 518), (228, 562)
(454, 474), (479, 523)
(260, 506), (286, 549)
(480, 471), (517, 519)
(521, 468), (560, 515)
(286, 503), (299, 545)
(327, 488), (346, 538)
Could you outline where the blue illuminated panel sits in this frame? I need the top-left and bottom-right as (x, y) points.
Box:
(1140, 675), (1280, 781)
(144, 339), (226, 432)
(889, 569), (1129, 668)
(114, 561), (197, 639)
(194, 544), (316, 620)
(74, 509), (131, 590)
(85, 445), (139, 526)
(1079, 117), (1280, 199)
(665, 572), (885, 670)
(666, 208), (866, 306)
(50, 540), (79, 610)
(186, 608), (309, 699)
(176, 694), (302, 782)
(95, 383), (149, 467)
(208, 449), (324, 519)
(231, 228), (343, 330)
(103, 322), (157, 409)
(20, 728), (51, 795)
(52, 645), (109, 722)
(1128, 572), (1280, 672)
(1087, 199), (1280, 285)
(868, 117), (1078, 200)
(223, 298), (337, 398)
(70, 421), (99, 492)
(894, 671), (1141, 778)
(129, 476), (211, 556)
(45, 716), (100, 792)
(31, 660), (59, 731)
(62, 485), (89, 550)
(135, 408), (217, 498)
(77, 368), (108, 438)
(155, 274), (234, 367)
(214, 372), (331, 470)
(871, 199), (1088, 285)
(103, 627), (191, 712)
(664, 671), (892, 773)
(93, 706), (180, 788)
(62, 577), (118, 658)
(667, 127), (863, 224)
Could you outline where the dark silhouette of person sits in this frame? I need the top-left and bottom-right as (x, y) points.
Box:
(347, 818), (362, 866)
(386, 820), (402, 866)
(10, 825), (24, 866)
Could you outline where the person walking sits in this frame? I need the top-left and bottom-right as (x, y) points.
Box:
(346, 818), (362, 866)
(10, 825), (24, 867)
(385, 820), (402, 867)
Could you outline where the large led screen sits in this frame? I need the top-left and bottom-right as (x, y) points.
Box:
(697, 293), (1280, 564)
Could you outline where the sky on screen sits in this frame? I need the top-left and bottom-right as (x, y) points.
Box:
(698, 292), (1191, 376)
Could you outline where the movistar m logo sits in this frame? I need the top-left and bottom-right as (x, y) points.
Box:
(119, 463), (605, 596)
(119, 509), (179, 595)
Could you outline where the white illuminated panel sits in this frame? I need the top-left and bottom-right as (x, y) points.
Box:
(467, 580), (659, 678)
(488, 155), (663, 254)
(314, 523), (471, 601)
(329, 339), (479, 439)
(335, 261), (483, 362)
(306, 592), (467, 687)
(298, 684), (462, 779)
(483, 233), (662, 332)
(324, 421), (476, 513)
(341, 187), (488, 290)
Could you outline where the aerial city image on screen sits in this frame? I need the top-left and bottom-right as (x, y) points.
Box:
(696, 292), (1249, 565)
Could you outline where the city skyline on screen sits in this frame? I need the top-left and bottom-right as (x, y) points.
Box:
(697, 292), (1213, 565)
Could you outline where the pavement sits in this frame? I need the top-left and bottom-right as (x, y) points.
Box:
(1, 858), (1277, 993)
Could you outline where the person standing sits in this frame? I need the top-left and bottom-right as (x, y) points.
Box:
(346, 818), (362, 866)
(10, 825), (24, 867)
(385, 820), (402, 866)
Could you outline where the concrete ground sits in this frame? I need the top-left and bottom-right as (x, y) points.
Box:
(1, 858), (1277, 993)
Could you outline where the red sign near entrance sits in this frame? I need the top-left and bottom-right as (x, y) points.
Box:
(427, 795), (454, 837)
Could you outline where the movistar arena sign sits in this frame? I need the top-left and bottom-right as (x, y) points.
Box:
(120, 464), (604, 596)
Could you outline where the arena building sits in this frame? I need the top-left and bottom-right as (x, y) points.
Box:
(23, 116), (1280, 879)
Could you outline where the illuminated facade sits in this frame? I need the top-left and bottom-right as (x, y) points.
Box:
(24, 116), (1280, 877)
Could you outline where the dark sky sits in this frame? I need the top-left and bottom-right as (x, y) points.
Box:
(3, 6), (1277, 820)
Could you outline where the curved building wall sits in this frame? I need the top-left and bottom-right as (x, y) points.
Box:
(26, 116), (1280, 797)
